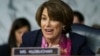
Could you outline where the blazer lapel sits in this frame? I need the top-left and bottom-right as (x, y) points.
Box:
(35, 30), (42, 47)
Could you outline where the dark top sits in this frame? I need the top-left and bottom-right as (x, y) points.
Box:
(21, 29), (95, 56)
(0, 44), (11, 56)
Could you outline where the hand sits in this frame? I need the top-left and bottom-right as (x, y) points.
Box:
(60, 48), (67, 55)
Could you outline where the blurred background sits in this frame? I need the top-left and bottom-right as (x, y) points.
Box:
(0, 0), (100, 45)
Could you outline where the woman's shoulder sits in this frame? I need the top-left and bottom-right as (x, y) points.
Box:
(70, 32), (87, 45)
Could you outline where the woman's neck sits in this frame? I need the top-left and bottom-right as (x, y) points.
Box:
(45, 35), (62, 47)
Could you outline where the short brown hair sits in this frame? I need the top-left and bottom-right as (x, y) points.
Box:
(36, 0), (73, 34)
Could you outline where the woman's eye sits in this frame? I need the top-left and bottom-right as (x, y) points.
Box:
(41, 17), (47, 20)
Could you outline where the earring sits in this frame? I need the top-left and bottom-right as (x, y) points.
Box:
(62, 25), (65, 30)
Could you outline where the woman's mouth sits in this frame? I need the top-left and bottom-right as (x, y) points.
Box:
(44, 29), (54, 35)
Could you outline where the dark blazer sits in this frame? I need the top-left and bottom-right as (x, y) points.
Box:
(71, 24), (100, 53)
(21, 29), (94, 56)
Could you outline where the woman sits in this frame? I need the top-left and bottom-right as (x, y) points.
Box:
(8, 18), (31, 47)
(21, 0), (94, 56)
(0, 18), (31, 56)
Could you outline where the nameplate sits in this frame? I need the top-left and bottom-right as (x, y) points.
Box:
(11, 47), (60, 56)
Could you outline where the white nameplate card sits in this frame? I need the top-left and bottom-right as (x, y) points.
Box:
(11, 47), (60, 56)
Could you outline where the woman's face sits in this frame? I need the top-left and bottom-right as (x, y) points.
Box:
(41, 8), (63, 39)
(73, 16), (80, 24)
(15, 26), (29, 44)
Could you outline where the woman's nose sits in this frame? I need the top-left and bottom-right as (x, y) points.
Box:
(45, 20), (51, 27)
